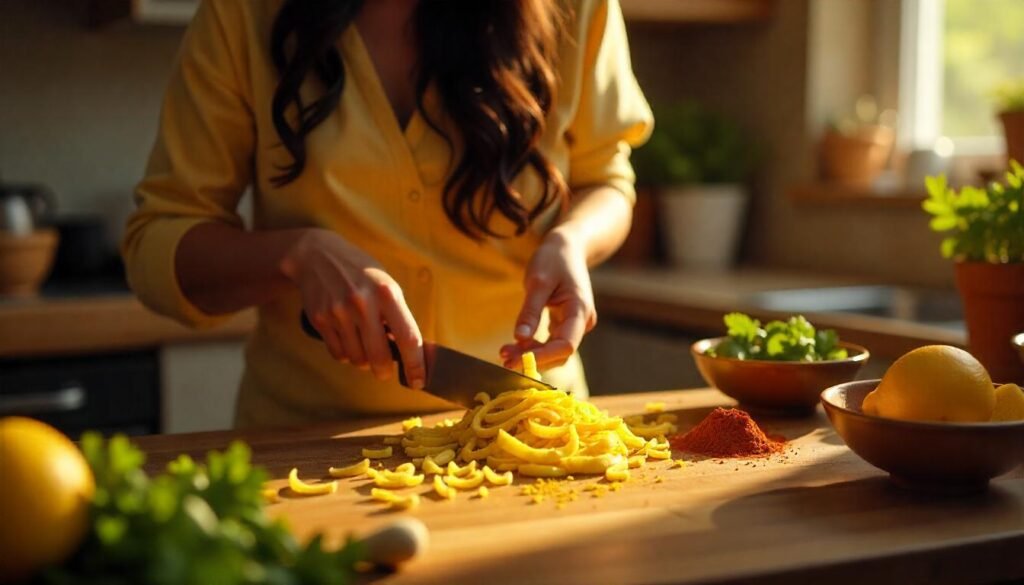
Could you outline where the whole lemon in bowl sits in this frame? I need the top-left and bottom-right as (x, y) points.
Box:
(862, 345), (994, 422)
(991, 383), (1024, 422)
(0, 417), (95, 581)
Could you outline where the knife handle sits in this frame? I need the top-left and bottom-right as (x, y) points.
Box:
(299, 312), (409, 386)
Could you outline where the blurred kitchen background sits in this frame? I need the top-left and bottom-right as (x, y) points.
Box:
(2, 0), (1022, 437)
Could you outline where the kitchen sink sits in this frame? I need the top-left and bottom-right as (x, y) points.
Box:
(743, 285), (965, 331)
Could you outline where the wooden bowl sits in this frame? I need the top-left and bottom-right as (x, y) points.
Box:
(690, 337), (869, 414)
(0, 229), (58, 297)
(822, 380), (1024, 493)
(1014, 332), (1024, 365)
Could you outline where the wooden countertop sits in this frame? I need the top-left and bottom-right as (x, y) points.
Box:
(0, 267), (962, 359)
(593, 267), (965, 359)
(133, 389), (1024, 585)
(0, 294), (256, 358)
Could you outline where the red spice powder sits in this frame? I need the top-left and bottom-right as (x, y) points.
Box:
(670, 407), (785, 458)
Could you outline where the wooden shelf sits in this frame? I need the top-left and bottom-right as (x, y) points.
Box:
(788, 183), (927, 210)
(621, 0), (775, 24)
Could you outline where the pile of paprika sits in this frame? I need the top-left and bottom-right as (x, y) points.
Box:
(670, 408), (784, 458)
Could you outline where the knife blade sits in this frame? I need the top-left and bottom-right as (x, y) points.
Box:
(300, 313), (558, 408)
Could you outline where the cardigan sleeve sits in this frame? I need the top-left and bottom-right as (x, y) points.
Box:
(121, 0), (255, 328)
(566, 0), (654, 203)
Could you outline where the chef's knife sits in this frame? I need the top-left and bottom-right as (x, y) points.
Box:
(300, 313), (558, 408)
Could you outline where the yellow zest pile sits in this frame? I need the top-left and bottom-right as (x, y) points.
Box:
(287, 468), (337, 495)
(398, 353), (675, 483)
(274, 353), (682, 511)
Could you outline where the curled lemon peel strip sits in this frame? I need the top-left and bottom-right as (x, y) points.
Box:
(433, 448), (456, 466)
(422, 456), (445, 475)
(445, 469), (485, 490)
(605, 464), (630, 482)
(627, 455), (646, 469)
(522, 352), (541, 380)
(288, 468), (337, 495)
(371, 488), (420, 509)
(362, 446), (393, 459)
(482, 465), (514, 486)
(328, 458), (370, 478)
(433, 475), (455, 500)
(372, 470), (425, 489)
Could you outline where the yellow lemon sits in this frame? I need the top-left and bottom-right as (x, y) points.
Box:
(991, 383), (1024, 422)
(863, 345), (994, 422)
(862, 388), (881, 415)
(0, 417), (95, 581)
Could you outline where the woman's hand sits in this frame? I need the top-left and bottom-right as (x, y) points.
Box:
(501, 228), (597, 371)
(279, 229), (425, 388)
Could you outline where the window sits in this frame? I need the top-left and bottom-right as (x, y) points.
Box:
(900, 0), (1024, 155)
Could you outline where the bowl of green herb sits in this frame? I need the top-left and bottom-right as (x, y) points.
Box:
(691, 313), (870, 414)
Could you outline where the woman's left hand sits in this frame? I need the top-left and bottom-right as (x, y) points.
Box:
(501, 228), (597, 371)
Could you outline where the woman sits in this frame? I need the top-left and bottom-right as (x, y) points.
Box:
(123, 0), (652, 428)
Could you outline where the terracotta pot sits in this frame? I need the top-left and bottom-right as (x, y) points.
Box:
(820, 125), (895, 186)
(610, 185), (659, 266)
(0, 229), (59, 297)
(999, 110), (1024, 168)
(954, 262), (1024, 384)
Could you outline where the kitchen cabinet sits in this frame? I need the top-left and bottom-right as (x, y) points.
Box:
(0, 351), (160, 437)
(580, 319), (706, 395)
(160, 340), (245, 433)
(0, 295), (254, 435)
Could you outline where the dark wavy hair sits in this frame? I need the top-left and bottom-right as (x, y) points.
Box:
(270, 0), (568, 238)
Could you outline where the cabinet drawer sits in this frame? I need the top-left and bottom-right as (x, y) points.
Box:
(0, 351), (160, 437)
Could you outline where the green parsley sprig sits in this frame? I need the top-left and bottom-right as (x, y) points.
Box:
(922, 162), (1024, 263)
(36, 435), (363, 585)
(707, 312), (848, 362)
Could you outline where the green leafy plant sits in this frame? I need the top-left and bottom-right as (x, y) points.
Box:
(36, 435), (364, 585)
(994, 79), (1024, 113)
(707, 312), (848, 362)
(922, 162), (1024, 263)
(631, 101), (752, 186)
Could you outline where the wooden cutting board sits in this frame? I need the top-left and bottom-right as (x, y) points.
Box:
(134, 389), (1024, 585)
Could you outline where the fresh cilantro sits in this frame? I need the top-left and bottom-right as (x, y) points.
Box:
(922, 162), (1024, 262)
(707, 312), (848, 362)
(36, 435), (363, 585)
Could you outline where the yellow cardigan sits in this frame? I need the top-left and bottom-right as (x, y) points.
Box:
(123, 0), (652, 428)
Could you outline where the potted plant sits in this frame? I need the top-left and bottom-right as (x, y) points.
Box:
(994, 79), (1024, 167)
(630, 102), (752, 270)
(923, 162), (1024, 383)
(819, 95), (896, 187)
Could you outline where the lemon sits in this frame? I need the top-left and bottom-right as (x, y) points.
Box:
(0, 417), (95, 581)
(862, 345), (994, 422)
(991, 383), (1024, 422)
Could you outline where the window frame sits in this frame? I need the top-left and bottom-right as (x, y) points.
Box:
(897, 0), (1007, 157)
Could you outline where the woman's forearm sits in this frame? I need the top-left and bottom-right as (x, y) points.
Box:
(550, 185), (633, 266)
(175, 222), (304, 314)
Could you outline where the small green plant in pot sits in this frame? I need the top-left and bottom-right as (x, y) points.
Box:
(923, 162), (1024, 383)
(995, 80), (1024, 168)
(631, 102), (752, 270)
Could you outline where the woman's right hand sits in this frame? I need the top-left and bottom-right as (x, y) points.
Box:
(279, 228), (425, 389)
